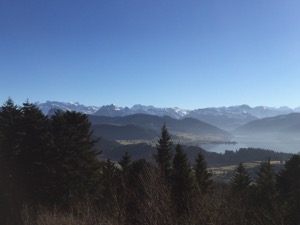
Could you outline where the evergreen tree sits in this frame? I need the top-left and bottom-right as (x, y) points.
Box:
(100, 158), (120, 214)
(255, 159), (277, 204)
(119, 151), (132, 175)
(277, 154), (300, 225)
(49, 110), (101, 206)
(0, 98), (23, 177)
(194, 151), (212, 195)
(18, 101), (52, 203)
(127, 159), (153, 192)
(250, 159), (280, 224)
(230, 163), (251, 191)
(0, 98), (23, 223)
(153, 124), (173, 177)
(171, 144), (194, 215)
(117, 152), (132, 221)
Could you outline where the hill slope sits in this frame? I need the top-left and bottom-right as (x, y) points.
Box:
(92, 124), (158, 140)
(234, 113), (300, 136)
(89, 114), (232, 143)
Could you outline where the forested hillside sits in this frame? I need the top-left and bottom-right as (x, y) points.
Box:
(89, 114), (232, 143)
(99, 142), (292, 167)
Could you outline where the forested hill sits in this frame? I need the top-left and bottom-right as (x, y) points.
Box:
(89, 114), (232, 142)
(92, 124), (158, 140)
(98, 140), (292, 167)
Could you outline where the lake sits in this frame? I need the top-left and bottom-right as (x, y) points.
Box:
(201, 136), (300, 154)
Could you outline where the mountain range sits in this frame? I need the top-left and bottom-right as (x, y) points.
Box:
(37, 101), (100, 115)
(36, 101), (300, 131)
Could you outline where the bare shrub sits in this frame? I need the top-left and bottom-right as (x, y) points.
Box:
(128, 165), (174, 225)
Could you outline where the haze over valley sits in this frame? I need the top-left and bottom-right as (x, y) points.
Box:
(33, 101), (300, 155)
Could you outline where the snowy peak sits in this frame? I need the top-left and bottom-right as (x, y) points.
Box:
(36, 101), (100, 115)
(36, 101), (298, 125)
(187, 105), (254, 119)
(183, 105), (297, 131)
(95, 104), (129, 117)
(130, 104), (189, 118)
(94, 104), (189, 119)
(186, 105), (294, 119)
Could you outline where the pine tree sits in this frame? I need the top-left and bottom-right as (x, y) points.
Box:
(172, 143), (194, 215)
(250, 159), (279, 224)
(119, 151), (132, 175)
(0, 98), (23, 175)
(153, 124), (173, 177)
(255, 159), (277, 204)
(117, 152), (132, 220)
(100, 158), (120, 214)
(49, 110), (101, 206)
(277, 154), (300, 225)
(230, 162), (251, 191)
(0, 98), (23, 223)
(194, 151), (212, 195)
(18, 101), (52, 203)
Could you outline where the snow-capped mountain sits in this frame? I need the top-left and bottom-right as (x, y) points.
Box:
(35, 101), (300, 131)
(36, 101), (298, 119)
(36, 101), (100, 115)
(184, 105), (296, 131)
(185, 105), (294, 120)
(126, 104), (189, 118)
(94, 104), (189, 119)
(241, 105), (294, 119)
(94, 104), (131, 117)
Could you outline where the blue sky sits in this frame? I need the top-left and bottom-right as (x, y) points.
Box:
(1, 0), (300, 109)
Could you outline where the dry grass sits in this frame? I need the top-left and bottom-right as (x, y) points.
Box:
(210, 160), (280, 175)
(115, 139), (155, 145)
(21, 204), (120, 225)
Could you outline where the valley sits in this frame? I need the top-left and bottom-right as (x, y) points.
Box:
(35, 101), (300, 157)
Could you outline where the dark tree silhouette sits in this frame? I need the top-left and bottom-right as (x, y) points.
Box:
(119, 151), (132, 174)
(255, 159), (277, 203)
(194, 151), (212, 195)
(153, 123), (173, 177)
(277, 154), (300, 225)
(49, 110), (101, 205)
(0, 98), (23, 223)
(172, 143), (194, 215)
(18, 101), (52, 203)
(230, 163), (251, 191)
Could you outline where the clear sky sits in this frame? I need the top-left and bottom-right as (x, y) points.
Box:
(1, 0), (300, 109)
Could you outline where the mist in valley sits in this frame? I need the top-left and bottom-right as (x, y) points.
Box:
(202, 134), (300, 154)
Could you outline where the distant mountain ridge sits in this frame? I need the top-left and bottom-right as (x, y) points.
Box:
(36, 101), (300, 118)
(93, 104), (189, 119)
(36, 101), (300, 131)
(234, 113), (300, 136)
(37, 101), (100, 115)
